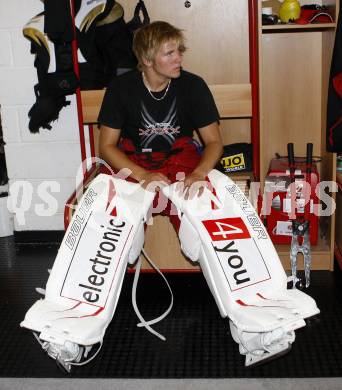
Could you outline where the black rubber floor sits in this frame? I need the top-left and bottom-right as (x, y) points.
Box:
(1, 236), (342, 378)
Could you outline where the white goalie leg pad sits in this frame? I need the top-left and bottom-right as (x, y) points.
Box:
(162, 169), (319, 365)
(21, 174), (154, 370)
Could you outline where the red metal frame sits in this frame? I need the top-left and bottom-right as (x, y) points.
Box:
(249, 0), (260, 181)
(70, 0), (87, 175)
(88, 124), (96, 168)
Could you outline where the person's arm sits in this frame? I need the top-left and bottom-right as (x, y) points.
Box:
(99, 125), (171, 188)
(193, 122), (223, 177)
(182, 122), (223, 197)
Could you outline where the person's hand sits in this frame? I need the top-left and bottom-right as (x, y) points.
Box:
(176, 170), (208, 199)
(139, 171), (171, 192)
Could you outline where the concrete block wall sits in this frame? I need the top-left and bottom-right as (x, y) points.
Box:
(0, 0), (85, 231)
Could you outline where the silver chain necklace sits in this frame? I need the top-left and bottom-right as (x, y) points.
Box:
(142, 72), (171, 101)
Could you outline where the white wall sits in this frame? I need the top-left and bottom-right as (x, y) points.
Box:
(0, 0), (85, 231)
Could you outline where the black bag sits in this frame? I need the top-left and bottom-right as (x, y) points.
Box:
(217, 143), (253, 173)
(126, 0), (150, 33)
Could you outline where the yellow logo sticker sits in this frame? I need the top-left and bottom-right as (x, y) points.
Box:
(221, 153), (246, 172)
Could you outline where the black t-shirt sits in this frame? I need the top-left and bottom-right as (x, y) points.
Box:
(98, 69), (220, 152)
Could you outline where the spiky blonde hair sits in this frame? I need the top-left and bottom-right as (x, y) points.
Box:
(133, 21), (186, 70)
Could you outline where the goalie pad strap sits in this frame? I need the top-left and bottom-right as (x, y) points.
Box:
(132, 249), (174, 341)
